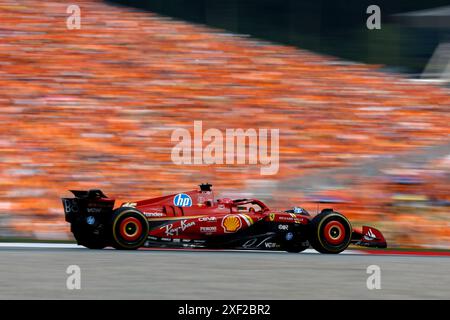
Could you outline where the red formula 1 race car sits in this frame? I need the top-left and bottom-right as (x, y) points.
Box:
(62, 184), (387, 253)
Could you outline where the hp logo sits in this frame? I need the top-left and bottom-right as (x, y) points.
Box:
(173, 193), (192, 207)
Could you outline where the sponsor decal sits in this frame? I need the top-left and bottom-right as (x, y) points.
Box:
(364, 228), (377, 241)
(86, 216), (95, 225)
(121, 202), (137, 208)
(161, 220), (195, 236)
(264, 242), (277, 248)
(86, 208), (102, 214)
(269, 213), (275, 221)
(173, 193), (192, 207)
(278, 224), (289, 230)
(144, 212), (165, 217)
(285, 232), (294, 241)
(242, 239), (257, 248)
(198, 216), (217, 222)
(222, 215), (242, 233)
(242, 236), (274, 248)
(200, 226), (217, 233)
(279, 216), (294, 221)
(289, 213), (303, 224)
(63, 199), (79, 213)
(89, 202), (112, 208)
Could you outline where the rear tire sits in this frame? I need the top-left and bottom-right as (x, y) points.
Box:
(309, 210), (352, 254)
(111, 207), (149, 250)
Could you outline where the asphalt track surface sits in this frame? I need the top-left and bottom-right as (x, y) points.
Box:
(0, 245), (449, 299)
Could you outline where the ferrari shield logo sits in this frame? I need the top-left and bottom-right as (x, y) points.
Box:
(269, 213), (275, 221)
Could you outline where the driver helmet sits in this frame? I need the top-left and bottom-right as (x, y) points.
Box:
(293, 207), (303, 214)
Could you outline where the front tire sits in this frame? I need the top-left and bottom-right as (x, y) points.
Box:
(111, 207), (149, 250)
(309, 210), (352, 254)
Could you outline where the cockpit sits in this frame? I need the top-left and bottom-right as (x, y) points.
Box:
(217, 198), (269, 214)
(284, 206), (310, 216)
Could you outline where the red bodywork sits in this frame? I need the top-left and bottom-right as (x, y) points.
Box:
(119, 185), (385, 247)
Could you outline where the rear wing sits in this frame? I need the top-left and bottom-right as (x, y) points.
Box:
(62, 189), (115, 223)
(69, 189), (108, 199)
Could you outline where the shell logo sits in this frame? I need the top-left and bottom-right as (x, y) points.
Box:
(222, 215), (242, 233)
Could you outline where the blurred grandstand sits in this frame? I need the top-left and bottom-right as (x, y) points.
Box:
(0, 0), (448, 248)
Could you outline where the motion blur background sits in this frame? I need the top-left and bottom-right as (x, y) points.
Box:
(0, 0), (448, 248)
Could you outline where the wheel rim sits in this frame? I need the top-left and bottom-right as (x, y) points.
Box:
(119, 217), (142, 241)
(323, 220), (345, 245)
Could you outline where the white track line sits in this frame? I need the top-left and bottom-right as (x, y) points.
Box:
(0, 242), (364, 254)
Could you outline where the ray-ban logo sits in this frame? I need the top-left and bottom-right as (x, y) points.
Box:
(171, 121), (279, 175)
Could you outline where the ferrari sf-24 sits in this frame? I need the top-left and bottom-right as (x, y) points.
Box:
(62, 184), (387, 253)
